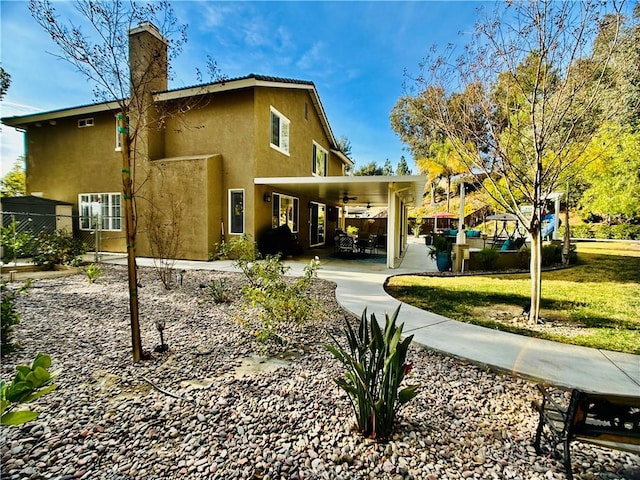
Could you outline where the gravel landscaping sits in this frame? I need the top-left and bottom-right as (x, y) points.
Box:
(2, 265), (638, 480)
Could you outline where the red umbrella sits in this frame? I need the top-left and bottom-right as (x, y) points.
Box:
(430, 211), (456, 232)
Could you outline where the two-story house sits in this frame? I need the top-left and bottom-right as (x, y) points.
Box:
(2, 23), (424, 267)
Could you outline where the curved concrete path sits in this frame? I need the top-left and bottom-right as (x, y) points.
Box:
(106, 240), (639, 396)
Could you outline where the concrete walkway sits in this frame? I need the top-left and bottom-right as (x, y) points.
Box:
(107, 239), (639, 396)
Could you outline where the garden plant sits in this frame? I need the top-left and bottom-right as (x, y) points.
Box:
(326, 306), (420, 439)
(1, 353), (58, 426)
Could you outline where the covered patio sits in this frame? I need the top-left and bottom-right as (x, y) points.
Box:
(254, 175), (426, 268)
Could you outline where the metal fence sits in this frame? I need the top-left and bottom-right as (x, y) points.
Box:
(1, 210), (126, 262)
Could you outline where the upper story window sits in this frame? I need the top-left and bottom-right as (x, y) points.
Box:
(270, 106), (290, 155)
(78, 118), (94, 128)
(79, 193), (121, 231)
(312, 142), (327, 176)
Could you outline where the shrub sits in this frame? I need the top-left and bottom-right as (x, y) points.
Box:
(0, 353), (58, 426)
(1, 221), (35, 262)
(236, 255), (320, 347)
(205, 278), (231, 304)
(566, 224), (593, 239)
(84, 264), (104, 283)
(610, 223), (640, 240)
(326, 306), (420, 440)
(476, 247), (499, 270)
(32, 229), (87, 268)
(594, 224), (613, 239)
(1, 280), (31, 357)
(214, 234), (257, 261)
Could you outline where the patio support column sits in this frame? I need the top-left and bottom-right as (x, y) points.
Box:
(387, 184), (398, 268)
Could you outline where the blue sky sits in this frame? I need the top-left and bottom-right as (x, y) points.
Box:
(0, 1), (482, 177)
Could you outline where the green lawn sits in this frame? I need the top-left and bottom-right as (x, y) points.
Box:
(385, 241), (640, 354)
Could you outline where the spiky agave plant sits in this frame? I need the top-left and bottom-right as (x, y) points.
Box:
(326, 305), (420, 439)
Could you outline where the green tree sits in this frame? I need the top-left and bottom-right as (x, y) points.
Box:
(337, 135), (352, 158)
(353, 161), (385, 176)
(0, 65), (10, 101)
(403, 0), (627, 325)
(578, 124), (640, 220)
(0, 159), (26, 197)
(396, 156), (412, 176)
(417, 139), (466, 211)
(382, 159), (393, 176)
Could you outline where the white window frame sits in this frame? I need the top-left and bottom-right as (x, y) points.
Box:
(78, 118), (94, 128)
(228, 189), (245, 235)
(272, 193), (299, 233)
(312, 141), (328, 177)
(270, 106), (290, 156)
(79, 193), (122, 231)
(115, 117), (122, 151)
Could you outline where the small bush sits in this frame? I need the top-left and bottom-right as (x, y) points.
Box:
(32, 230), (87, 268)
(1, 221), (35, 262)
(236, 255), (320, 347)
(567, 224), (593, 239)
(214, 234), (257, 261)
(476, 247), (499, 270)
(610, 224), (640, 240)
(1, 280), (31, 357)
(205, 278), (231, 304)
(326, 306), (420, 440)
(84, 264), (104, 283)
(594, 224), (613, 240)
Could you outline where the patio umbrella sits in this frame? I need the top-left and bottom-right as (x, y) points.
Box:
(431, 211), (456, 233)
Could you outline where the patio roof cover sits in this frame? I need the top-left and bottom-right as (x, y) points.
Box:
(254, 175), (426, 208)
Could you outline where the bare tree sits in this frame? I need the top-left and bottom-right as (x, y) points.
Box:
(146, 184), (184, 290)
(406, 0), (627, 324)
(29, 0), (187, 361)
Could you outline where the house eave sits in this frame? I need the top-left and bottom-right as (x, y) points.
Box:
(1, 101), (121, 128)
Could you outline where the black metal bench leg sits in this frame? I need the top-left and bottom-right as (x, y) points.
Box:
(534, 413), (544, 454)
(563, 438), (573, 480)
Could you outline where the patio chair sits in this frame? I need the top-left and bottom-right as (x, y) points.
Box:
(336, 234), (355, 254)
(363, 234), (378, 255)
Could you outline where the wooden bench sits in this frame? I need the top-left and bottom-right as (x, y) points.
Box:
(533, 384), (640, 480)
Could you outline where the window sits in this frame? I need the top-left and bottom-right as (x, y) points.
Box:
(270, 106), (290, 155)
(229, 189), (244, 234)
(115, 114), (129, 152)
(272, 193), (299, 233)
(312, 142), (327, 176)
(78, 118), (94, 128)
(79, 193), (121, 231)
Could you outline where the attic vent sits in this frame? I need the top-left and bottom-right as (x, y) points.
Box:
(78, 118), (94, 128)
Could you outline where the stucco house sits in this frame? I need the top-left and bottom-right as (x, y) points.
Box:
(2, 23), (424, 268)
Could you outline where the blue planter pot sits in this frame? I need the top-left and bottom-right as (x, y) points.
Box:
(436, 252), (452, 272)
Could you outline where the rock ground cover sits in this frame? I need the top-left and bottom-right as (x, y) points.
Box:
(1, 265), (638, 480)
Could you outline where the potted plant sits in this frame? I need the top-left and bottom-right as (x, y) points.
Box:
(429, 235), (452, 272)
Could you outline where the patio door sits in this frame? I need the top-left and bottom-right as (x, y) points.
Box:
(309, 202), (326, 247)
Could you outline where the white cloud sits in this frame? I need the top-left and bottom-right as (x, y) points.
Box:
(296, 41), (324, 71)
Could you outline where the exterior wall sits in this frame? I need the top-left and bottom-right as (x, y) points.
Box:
(24, 109), (127, 251)
(25, 110), (121, 202)
(138, 155), (222, 260)
(161, 89), (257, 244)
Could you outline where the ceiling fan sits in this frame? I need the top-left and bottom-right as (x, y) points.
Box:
(342, 193), (357, 203)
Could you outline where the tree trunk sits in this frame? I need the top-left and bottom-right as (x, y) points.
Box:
(446, 176), (451, 212)
(118, 113), (143, 362)
(528, 227), (542, 325)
